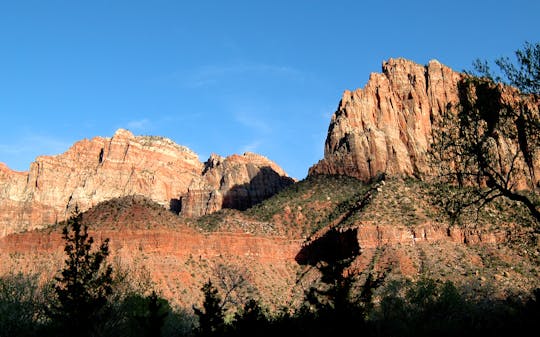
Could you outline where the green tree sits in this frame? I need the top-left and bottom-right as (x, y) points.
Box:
(431, 42), (540, 223)
(193, 280), (225, 337)
(49, 210), (113, 336)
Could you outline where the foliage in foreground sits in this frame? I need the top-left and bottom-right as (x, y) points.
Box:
(5, 272), (536, 337)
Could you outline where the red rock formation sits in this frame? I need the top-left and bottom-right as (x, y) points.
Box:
(180, 153), (295, 217)
(309, 58), (461, 180)
(0, 177), (537, 309)
(309, 58), (540, 186)
(0, 129), (202, 236)
(0, 129), (293, 236)
(0, 213), (527, 308)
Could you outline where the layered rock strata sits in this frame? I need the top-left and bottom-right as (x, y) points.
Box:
(0, 129), (292, 236)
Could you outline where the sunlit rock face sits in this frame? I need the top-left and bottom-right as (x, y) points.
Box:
(309, 58), (540, 187)
(0, 129), (293, 236)
(309, 58), (463, 180)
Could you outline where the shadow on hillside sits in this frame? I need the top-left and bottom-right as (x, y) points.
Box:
(169, 198), (182, 214)
(295, 228), (360, 266)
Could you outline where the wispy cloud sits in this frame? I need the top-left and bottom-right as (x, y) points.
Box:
(0, 134), (70, 156)
(126, 118), (151, 131)
(234, 110), (271, 134)
(240, 140), (262, 154)
(0, 134), (71, 170)
(185, 63), (303, 88)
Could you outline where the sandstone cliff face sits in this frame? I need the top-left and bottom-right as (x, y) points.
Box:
(0, 129), (202, 236)
(309, 58), (462, 180)
(180, 153), (295, 217)
(309, 58), (540, 185)
(0, 129), (293, 236)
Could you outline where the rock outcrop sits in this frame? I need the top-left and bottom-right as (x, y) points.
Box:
(180, 153), (295, 217)
(0, 129), (293, 236)
(309, 58), (540, 185)
(309, 58), (462, 180)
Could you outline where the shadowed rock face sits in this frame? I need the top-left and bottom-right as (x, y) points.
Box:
(309, 58), (540, 186)
(0, 130), (293, 236)
(180, 153), (295, 217)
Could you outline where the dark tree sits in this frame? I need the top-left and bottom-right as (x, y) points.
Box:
(0, 273), (48, 337)
(136, 291), (169, 337)
(212, 263), (255, 311)
(49, 210), (113, 336)
(473, 41), (540, 94)
(431, 42), (540, 224)
(193, 280), (225, 337)
(232, 299), (268, 337)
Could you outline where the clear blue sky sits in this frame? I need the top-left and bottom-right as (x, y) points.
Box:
(1, 0), (539, 179)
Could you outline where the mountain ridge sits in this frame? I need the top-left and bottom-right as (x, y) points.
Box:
(309, 58), (540, 190)
(0, 128), (293, 237)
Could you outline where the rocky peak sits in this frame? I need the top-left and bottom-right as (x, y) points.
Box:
(113, 128), (135, 139)
(203, 153), (224, 174)
(181, 153), (295, 217)
(309, 58), (463, 180)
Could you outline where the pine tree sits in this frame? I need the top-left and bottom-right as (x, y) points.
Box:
(137, 291), (169, 337)
(49, 210), (113, 336)
(193, 280), (225, 337)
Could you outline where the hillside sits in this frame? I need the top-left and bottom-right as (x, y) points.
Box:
(1, 175), (538, 312)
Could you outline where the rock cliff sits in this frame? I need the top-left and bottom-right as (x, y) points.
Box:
(308, 58), (540, 185)
(0, 129), (292, 236)
(180, 153), (295, 217)
(309, 58), (461, 180)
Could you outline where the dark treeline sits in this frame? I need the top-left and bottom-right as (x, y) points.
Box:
(1, 269), (539, 337)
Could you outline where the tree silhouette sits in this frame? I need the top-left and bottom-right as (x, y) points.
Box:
(49, 210), (113, 336)
(136, 291), (169, 337)
(431, 42), (540, 224)
(473, 41), (540, 94)
(232, 299), (268, 337)
(193, 280), (225, 337)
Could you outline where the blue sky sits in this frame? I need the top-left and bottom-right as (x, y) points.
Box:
(1, 0), (539, 179)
